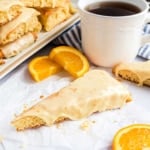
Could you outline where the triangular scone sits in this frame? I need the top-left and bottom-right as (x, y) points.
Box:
(12, 70), (131, 131)
(0, 32), (37, 59)
(113, 60), (150, 86)
(0, 0), (24, 26)
(0, 7), (41, 46)
(38, 3), (76, 31)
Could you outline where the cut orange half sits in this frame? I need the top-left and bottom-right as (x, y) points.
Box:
(28, 56), (62, 82)
(49, 46), (90, 78)
(112, 124), (150, 150)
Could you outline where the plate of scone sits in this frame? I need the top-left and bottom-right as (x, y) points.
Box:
(0, 0), (79, 79)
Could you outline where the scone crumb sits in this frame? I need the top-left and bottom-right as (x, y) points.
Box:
(40, 95), (44, 99)
(80, 120), (95, 131)
(23, 104), (29, 111)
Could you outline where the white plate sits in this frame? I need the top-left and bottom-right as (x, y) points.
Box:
(0, 13), (80, 80)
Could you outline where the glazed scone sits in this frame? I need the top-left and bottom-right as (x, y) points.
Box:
(20, 0), (69, 8)
(0, 0), (24, 26)
(39, 3), (75, 31)
(0, 7), (41, 46)
(0, 32), (37, 59)
(12, 69), (131, 131)
(113, 60), (150, 86)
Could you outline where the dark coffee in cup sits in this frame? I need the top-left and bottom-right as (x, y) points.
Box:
(86, 1), (141, 16)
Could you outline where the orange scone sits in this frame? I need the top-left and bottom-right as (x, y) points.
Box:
(20, 0), (70, 8)
(113, 60), (150, 86)
(0, 32), (37, 59)
(0, 0), (24, 26)
(12, 69), (131, 131)
(39, 3), (76, 31)
(0, 7), (41, 46)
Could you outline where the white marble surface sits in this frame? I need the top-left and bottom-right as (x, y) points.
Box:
(0, 43), (150, 150)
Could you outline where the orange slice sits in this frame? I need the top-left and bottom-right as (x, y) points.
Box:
(49, 46), (90, 78)
(28, 56), (62, 82)
(112, 124), (150, 150)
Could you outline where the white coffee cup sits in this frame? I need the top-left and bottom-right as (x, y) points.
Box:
(78, 0), (150, 67)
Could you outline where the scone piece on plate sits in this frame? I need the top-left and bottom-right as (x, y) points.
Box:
(113, 61), (150, 86)
(0, 0), (24, 26)
(0, 32), (37, 59)
(0, 7), (41, 46)
(12, 69), (131, 131)
(20, 0), (69, 8)
(39, 3), (76, 31)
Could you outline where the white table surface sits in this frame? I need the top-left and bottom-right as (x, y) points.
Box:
(0, 43), (150, 150)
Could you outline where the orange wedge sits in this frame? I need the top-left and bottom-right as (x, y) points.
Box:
(28, 56), (62, 82)
(112, 124), (150, 150)
(49, 46), (90, 78)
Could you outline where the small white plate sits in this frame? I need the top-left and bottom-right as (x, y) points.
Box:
(0, 13), (80, 80)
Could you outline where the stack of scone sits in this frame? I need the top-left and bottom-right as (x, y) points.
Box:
(0, 0), (76, 61)
(20, 0), (76, 31)
(0, 0), (42, 59)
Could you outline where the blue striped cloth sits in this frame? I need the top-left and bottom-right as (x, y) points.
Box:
(52, 21), (150, 60)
